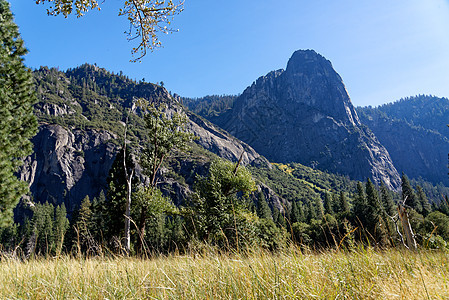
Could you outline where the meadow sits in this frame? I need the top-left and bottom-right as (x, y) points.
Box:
(0, 247), (448, 299)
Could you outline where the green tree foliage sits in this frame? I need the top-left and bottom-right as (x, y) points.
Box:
(256, 191), (272, 220)
(365, 179), (389, 244)
(183, 95), (237, 118)
(305, 199), (316, 222)
(256, 218), (287, 251)
(0, 0), (37, 227)
(380, 182), (396, 217)
(365, 179), (381, 230)
(314, 197), (324, 220)
(139, 101), (193, 187)
(401, 174), (420, 212)
(133, 185), (176, 252)
(323, 192), (334, 215)
(54, 203), (69, 255)
(336, 191), (350, 216)
(137, 101), (193, 249)
(436, 196), (449, 216)
(26, 202), (69, 257)
(105, 148), (137, 242)
(28, 203), (54, 256)
(291, 222), (312, 245)
(185, 158), (257, 248)
(72, 196), (95, 254)
(91, 190), (106, 242)
(416, 185), (431, 217)
(423, 211), (449, 241)
(290, 200), (303, 224)
(35, 0), (184, 61)
(352, 182), (367, 227)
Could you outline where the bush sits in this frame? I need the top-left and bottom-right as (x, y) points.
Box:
(256, 218), (287, 251)
(423, 211), (449, 241)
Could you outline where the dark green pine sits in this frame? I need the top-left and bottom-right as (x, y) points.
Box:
(0, 0), (38, 227)
(401, 173), (420, 212)
(257, 191), (272, 220)
(323, 192), (334, 215)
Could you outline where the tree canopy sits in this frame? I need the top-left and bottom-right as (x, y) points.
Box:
(0, 0), (37, 227)
(35, 0), (184, 61)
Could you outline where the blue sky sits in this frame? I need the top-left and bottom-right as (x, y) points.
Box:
(9, 0), (449, 107)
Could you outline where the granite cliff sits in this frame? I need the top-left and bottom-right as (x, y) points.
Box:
(18, 66), (269, 212)
(357, 95), (449, 186)
(212, 50), (400, 189)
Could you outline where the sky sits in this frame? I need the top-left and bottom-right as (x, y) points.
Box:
(8, 0), (449, 107)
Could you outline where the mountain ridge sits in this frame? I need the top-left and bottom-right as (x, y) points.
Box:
(209, 50), (400, 189)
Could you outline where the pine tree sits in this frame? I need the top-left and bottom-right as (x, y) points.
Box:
(73, 196), (97, 255)
(53, 203), (69, 255)
(365, 179), (382, 232)
(380, 182), (396, 217)
(437, 196), (449, 216)
(105, 148), (136, 241)
(0, 0), (38, 227)
(401, 174), (419, 212)
(257, 191), (272, 220)
(352, 182), (367, 226)
(338, 191), (350, 215)
(91, 190), (106, 241)
(272, 207), (281, 225)
(314, 197), (324, 220)
(290, 200), (302, 224)
(323, 193), (334, 215)
(305, 198), (316, 221)
(416, 185), (431, 217)
(29, 202), (55, 256)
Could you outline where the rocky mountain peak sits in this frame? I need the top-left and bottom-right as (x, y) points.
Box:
(282, 49), (360, 127)
(285, 49), (332, 74)
(213, 50), (400, 189)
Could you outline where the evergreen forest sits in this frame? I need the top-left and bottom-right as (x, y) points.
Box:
(1, 64), (449, 257)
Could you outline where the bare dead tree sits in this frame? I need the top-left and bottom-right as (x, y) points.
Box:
(123, 113), (134, 255)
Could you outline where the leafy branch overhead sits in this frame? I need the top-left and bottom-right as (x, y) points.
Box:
(35, 0), (184, 62)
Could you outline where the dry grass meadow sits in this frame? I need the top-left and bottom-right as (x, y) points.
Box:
(0, 246), (448, 299)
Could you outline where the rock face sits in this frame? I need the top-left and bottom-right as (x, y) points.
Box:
(18, 104), (269, 212)
(358, 99), (449, 186)
(18, 124), (119, 212)
(213, 50), (400, 189)
(186, 111), (267, 166)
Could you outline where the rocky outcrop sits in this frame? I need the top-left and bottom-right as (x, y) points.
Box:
(18, 105), (269, 212)
(17, 65), (276, 213)
(359, 110), (449, 186)
(186, 112), (268, 167)
(213, 50), (400, 189)
(18, 124), (118, 212)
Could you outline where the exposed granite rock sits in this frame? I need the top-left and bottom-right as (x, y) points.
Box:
(18, 124), (118, 212)
(186, 112), (268, 167)
(18, 103), (270, 211)
(257, 183), (287, 213)
(40, 103), (75, 116)
(358, 111), (449, 185)
(213, 50), (400, 189)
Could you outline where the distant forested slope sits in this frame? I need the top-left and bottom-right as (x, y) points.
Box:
(357, 95), (449, 186)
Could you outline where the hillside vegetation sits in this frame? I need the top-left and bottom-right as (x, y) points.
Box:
(357, 95), (449, 185)
(2, 65), (449, 260)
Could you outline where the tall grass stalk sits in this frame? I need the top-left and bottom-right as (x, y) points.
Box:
(0, 247), (448, 299)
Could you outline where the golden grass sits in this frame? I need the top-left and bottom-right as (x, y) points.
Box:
(0, 247), (448, 299)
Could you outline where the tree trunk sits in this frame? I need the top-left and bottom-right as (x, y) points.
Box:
(124, 169), (133, 255)
(398, 205), (417, 250)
